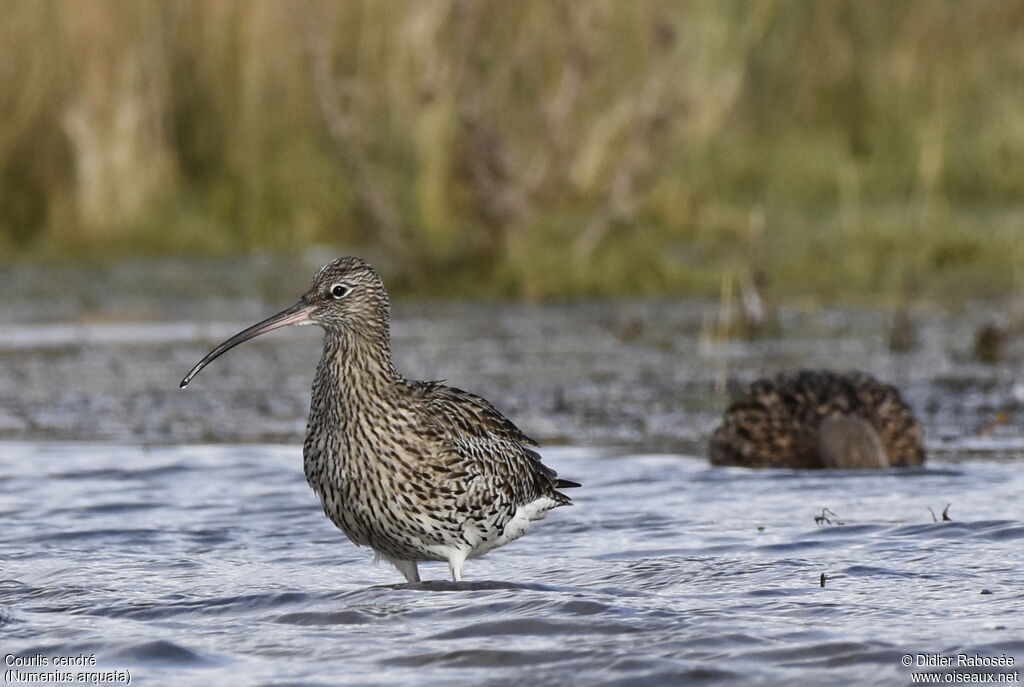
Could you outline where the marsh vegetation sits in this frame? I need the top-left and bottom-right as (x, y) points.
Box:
(2, 1), (1023, 300)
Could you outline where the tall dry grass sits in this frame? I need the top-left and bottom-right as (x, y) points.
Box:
(1, 0), (1023, 299)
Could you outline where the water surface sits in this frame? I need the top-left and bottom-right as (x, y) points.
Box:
(2, 441), (1022, 686)
(2, 259), (1023, 685)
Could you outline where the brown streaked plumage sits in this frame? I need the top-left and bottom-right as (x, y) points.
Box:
(181, 257), (578, 582)
(708, 369), (926, 469)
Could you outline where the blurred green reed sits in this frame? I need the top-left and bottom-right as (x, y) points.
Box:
(1, 0), (1022, 300)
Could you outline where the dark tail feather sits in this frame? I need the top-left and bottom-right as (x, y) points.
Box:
(523, 446), (580, 494)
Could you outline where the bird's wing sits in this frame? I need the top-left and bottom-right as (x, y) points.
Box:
(415, 381), (538, 444)
(411, 382), (578, 506)
(709, 374), (822, 468)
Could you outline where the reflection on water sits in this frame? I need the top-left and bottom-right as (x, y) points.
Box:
(1, 442), (1022, 686)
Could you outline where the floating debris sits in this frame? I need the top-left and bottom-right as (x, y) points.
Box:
(814, 508), (845, 526)
(977, 412), (1010, 437)
(889, 306), (919, 353)
(928, 504), (953, 522)
(972, 323), (1005, 364)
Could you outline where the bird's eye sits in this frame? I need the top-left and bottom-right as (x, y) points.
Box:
(330, 284), (350, 299)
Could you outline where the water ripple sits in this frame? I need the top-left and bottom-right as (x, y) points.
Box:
(1, 441), (1022, 686)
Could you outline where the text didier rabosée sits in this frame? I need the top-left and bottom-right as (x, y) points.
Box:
(915, 654), (1015, 668)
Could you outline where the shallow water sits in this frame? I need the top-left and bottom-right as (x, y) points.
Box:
(2, 441), (1022, 686)
(2, 258), (1024, 684)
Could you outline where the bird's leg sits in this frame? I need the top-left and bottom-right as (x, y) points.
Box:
(448, 552), (466, 582)
(392, 559), (420, 583)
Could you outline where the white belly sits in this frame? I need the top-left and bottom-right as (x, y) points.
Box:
(462, 495), (561, 560)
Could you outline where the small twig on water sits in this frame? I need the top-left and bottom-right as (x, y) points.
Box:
(814, 508), (844, 526)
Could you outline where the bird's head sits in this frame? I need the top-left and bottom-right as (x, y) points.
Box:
(180, 257), (390, 389)
(301, 257), (390, 331)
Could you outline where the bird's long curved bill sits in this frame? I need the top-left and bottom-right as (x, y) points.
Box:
(179, 300), (315, 389)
